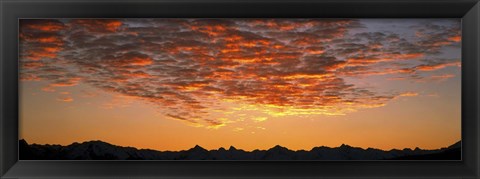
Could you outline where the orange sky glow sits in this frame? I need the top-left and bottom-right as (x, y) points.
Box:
(19, 19), (461, 151)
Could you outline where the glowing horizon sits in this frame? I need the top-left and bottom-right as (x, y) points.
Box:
(19, 19), (461, 151)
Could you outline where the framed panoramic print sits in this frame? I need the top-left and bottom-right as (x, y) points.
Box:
(17, 18), (463, 160)
(1, 0), (480, 178)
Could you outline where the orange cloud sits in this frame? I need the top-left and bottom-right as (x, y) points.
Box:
(399, 92), (419, 97)
(448, 35), (461, 42)
(430, 74), (455, 80)
(41, 86), (56, 92)
(189, 23), (228, 36)
(21, 61), (44, 69)
(57, 96), (74, 102)
(416, 62), (460, 71)
(103, 52), (153, 67)
(414, 74), (456, 83)
(20, 20), (65, 32)
(49, 77), (82, 87)
(70, 19), (123, 33)
(345, 53), (424, 67)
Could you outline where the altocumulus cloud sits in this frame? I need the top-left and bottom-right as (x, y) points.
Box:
(19, 19), (461, 128)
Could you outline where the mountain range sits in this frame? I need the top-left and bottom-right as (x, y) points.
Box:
(19, 139), (461, 160)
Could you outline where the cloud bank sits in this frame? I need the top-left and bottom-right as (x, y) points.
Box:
(19, 19), (461, 128)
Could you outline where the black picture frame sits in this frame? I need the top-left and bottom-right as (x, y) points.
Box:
(1, 0), (479, 178)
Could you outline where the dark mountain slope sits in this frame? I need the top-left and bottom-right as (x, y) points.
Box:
(389, 141), (461, 160)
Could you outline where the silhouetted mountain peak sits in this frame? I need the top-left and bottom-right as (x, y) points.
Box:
(84, 140), (112, 146)
(68, 140), (110, 147)
(274, 144), (282, 147)
(228, 146), (237, 151)
(339, 144), (352, 149)
(270, 145), (288, 151)
(19, 139), (28, 145)
(189, 145), (207, 152)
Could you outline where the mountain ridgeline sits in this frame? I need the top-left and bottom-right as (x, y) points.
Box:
(19, 140), (461, 160)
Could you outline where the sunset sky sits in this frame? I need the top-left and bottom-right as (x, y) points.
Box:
(19, 19), (461, 151)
